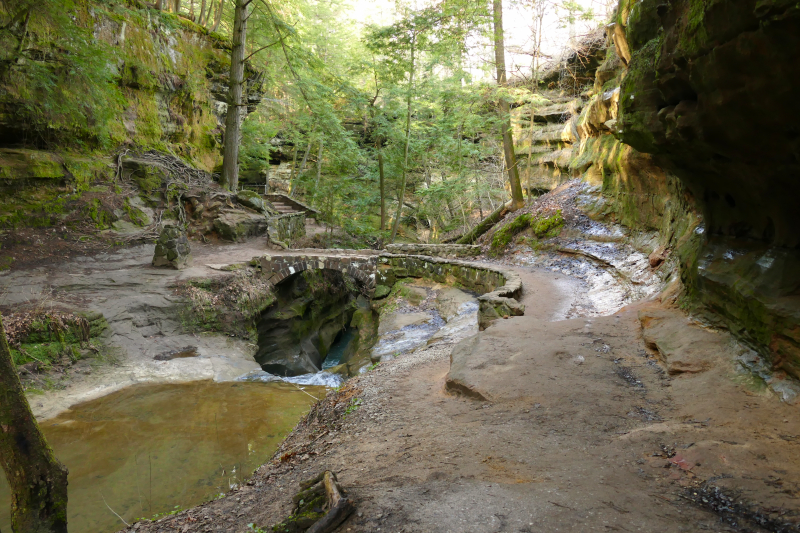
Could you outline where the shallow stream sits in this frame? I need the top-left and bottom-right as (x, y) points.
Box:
(0, 381), (322, 533)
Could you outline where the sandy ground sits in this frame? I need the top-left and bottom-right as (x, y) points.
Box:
(120, 260), (800, 533)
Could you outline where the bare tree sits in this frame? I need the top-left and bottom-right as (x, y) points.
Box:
(492, 0), (525, 211)
(0, 315), (69, 533)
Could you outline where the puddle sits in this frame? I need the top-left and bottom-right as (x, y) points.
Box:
(154, 345), (198, 361)
(0, 380), (322, 533)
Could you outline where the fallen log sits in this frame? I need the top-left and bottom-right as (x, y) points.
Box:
(455, 201), (512, 245)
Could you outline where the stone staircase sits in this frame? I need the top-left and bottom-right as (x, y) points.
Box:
(270, 199), (299, 215)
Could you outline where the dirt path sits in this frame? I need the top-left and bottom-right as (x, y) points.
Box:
(123, 260), (800, 533)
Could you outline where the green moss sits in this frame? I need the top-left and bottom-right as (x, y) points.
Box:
(681, 0), (710, 54)
(490, 211), (564, 256)
(531, 210), (565, 237)
(10, 311), (107, 368)
(85, 198), (116, 229)
(123, 197), (150, 226)
(133, 95), (164, 144)
(490, 214), (533, 256)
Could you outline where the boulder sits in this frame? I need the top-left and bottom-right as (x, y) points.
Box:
(212, 210), (268, 241)
(236, 189), (265, 212)
(152, 225), (191, 269)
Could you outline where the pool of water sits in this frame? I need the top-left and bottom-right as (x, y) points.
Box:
(0, 380), (323, 533)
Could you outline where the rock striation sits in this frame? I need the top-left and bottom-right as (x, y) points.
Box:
(559, 0), (800, 379)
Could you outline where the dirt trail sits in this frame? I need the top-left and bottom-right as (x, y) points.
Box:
(123, 260), (800, 533)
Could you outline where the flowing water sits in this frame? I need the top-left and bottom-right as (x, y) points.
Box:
(0, 380), (322, 533)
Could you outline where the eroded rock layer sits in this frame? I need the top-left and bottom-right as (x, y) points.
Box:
(554, 0), (800, 378)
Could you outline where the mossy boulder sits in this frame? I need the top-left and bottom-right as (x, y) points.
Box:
(212, 211), (268, 242)
(236, 189), (266, 212)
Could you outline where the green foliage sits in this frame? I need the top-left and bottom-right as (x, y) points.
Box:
(344, 397), (362, 417)
(0, 0), (127, 148)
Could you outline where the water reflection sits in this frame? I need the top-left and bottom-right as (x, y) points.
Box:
(0, 380), (322, 533)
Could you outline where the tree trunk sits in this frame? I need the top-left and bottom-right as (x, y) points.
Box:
(156, 0), (164, 10)
(492, 0), (524, 211)
(390, 34), (415, 243)
(173, 0), (181, 14)
(314, 139), (324, 190)
(378, 150), (386, 231)
(220, 0), (248, 191)
(290, 138), (313, 197)
(288, 144), (298, 190)
(0, 316), (69, 533)
(475, 175), (484, 218)
(204, 0), (215, 27)
(211, 0), (225, 32)
(198, 0), (207, 25)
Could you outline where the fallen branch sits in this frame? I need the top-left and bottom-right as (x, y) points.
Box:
(456, 201), (512, 245)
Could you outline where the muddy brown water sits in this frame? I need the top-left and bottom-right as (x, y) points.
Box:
(0, 381), (323, 533)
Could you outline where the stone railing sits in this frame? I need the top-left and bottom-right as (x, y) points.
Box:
(258, 253), (378, 290)
(377, 254), (523, 329)
(254, 250), (524, 330)
(384, 243), (482, 258)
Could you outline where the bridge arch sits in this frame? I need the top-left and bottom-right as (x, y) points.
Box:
(258, 253), (378, 293)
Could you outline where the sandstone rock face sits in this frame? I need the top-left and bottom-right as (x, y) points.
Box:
(616, 0), (800, 247)
(152, 226), (191, 269)
(568, 0), (800, 379)
(611, 0), (800, 377)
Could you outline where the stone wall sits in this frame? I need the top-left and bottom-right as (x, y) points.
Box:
(376, 254), (524, 329)
(267, 212), (306, 247)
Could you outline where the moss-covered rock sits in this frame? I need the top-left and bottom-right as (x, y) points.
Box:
(213, 211), (268, 242)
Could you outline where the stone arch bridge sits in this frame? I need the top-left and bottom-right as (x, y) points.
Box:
(256, 248), (526, 329)
(258, 250), (381, 292)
